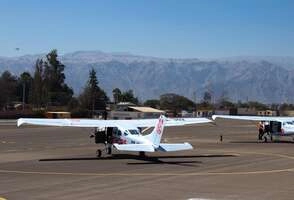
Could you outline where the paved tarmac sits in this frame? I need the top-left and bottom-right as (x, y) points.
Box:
(0, 119), (294, 200)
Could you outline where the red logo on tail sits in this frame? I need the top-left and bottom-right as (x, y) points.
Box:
(156, 118), (164, 134)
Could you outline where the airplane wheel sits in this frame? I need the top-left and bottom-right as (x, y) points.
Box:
(264, 136), (268, 143)
(96, 149), (102, 158)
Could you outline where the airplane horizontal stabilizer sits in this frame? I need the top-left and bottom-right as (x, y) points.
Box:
(113, 144), (155, 152)
(158, 142), (193, 152)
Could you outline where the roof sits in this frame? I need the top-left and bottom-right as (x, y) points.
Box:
(47, 111), (71, 114)
(117, 102), (136, 106)
(128, 106), (165, 113)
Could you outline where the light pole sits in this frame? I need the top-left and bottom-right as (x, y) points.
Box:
(22, 82), (25, 111)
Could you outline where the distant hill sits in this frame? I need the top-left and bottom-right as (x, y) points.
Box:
(1, 51), (294, 103)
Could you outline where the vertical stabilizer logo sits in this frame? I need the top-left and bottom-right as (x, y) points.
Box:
(156, 118), (164, 134)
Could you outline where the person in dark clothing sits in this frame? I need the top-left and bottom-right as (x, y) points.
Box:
(258, 121), (265, 140)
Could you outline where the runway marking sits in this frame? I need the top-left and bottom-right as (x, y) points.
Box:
(0, 167), (293, 177)
(0, 151), (294, 177)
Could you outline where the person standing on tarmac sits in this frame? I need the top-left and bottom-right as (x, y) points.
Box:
(264, 121), (270, 135)
(258, 121), (265, 140)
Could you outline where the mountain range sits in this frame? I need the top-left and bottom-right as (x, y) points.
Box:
(1, 51), (294, 103)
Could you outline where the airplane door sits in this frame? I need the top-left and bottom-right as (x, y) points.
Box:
(106, 127), (113, 143)
(270, 121), (281, 135)
(112, 127), (123, 143)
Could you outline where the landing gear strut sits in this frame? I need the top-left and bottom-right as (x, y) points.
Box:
(96, 149), (102, 157)
(107, 147), (112, 154)
(96, 144), (112, 158)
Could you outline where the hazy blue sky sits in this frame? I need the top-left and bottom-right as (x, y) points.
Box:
(0, 0), (293, 58)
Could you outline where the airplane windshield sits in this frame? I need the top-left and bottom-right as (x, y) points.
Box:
(129, 130), (140, 135)
(285, 121), (294, 125)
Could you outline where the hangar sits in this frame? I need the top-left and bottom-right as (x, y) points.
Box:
(109, 103), (165, 119)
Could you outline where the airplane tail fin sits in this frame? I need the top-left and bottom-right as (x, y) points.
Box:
(144, 115), (166, 148)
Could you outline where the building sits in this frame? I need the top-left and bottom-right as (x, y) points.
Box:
(109, 104), (165, 119)
(215, 108), (237, 115)
(280, 110), (294, 116)
(46, 111), (71, 118)
(195, 110), (214, 117)
(257, 110), (277, 116)
(237, 108), (257, 115)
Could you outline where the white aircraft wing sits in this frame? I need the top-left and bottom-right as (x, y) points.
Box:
(113, 144), (155, 152)
(212, 115), (294, 122)
(165, 117), (212, 126)
(17, 117), (212, 128)
(159, 142), (193, 152)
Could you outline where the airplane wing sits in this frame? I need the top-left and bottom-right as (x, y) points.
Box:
(212, 115), (294, 122)
(17, 117), (212, 128)
(158, 142), (193, 152)
(113, 144), (155, 152)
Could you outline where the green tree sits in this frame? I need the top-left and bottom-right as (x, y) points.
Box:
(203, 91), (212, 104)
(43, 49), (73, 106)
(120, 90), (139, 104)
(79, 68), (109, 114)
(112, 88), (122, 103)
(144, 99), (160, 108)
(160, 93), (195, 115)
(248, 101), (268, 110)
(32, 59), (47, 108)
(0, 71), (18, 109)
(16, 72), (33, 104)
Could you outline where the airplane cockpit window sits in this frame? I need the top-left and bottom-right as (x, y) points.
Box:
(124, 131), (128, 136)
(113, 127), (122, 136)
(129, 129), (140, 135)
(285, 121), (294, 125)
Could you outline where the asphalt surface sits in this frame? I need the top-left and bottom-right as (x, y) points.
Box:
(1, 119), (294, 200)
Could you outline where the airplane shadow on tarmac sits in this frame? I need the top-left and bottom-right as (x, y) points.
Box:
(39, 154), (236, 167)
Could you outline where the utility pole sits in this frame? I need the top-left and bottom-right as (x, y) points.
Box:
(193, 90), (197, 116)
(22, 82), (25, 111)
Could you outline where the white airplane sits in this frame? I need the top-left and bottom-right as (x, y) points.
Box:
(212, 115), (294, 142)
(17, 115), (212, 157)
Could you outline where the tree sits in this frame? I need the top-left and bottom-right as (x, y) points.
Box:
(160, 93), (195, 115)
(0, 71), (18, 109)
(144, 99), (160, 108)
(43, 49), (73, 106)
(217, 90), (235, 109)
(248, 101), (268, 110)
(16, 72), (33, 104)
(203, 91), (212, 104)
(31, 59), (47, 108)
(112, 88), (122, 103)
(218, 100), (235, 109)
(79, 68), (109, 114)
(112, 88), (139, 104)
(120, 90), (139, 104)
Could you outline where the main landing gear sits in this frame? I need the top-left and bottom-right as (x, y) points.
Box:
(93, 127), (113, 158)
(96, 144), (112, 158)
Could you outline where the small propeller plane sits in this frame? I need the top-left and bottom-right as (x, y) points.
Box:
(17, 115), (212, 157)
(212, 115), (294, 142)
